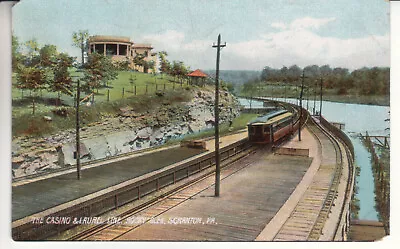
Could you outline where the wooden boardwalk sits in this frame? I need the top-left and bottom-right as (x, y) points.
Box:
(272, 120), (340, 241)
(350, 220), (387, 241)
(81, 138), (313, 241)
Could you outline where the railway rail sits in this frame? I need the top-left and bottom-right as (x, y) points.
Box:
(61, 106), (330, 241)
(272, 115), (350, 241)
(67, 145), (271, 241)
(13, 101), (354, 241)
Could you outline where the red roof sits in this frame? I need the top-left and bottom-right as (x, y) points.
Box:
(187, 69), (208, 78)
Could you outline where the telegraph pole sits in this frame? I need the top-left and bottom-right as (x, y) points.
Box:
(313, 79), (317, 115)
(306, 86), (309, 111)
(319, 77), (323, 120)
(298, 70), (305, 141)
(212, 34), (226, 197)
(284, 82), (287, 103)
(76, 79), (81, 180)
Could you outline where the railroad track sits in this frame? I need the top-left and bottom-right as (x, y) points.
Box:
(64, 103), (305, 241)
(65, 105), (307, 241)
(272, 116), (345, 241)
(66, 145), (270, 241)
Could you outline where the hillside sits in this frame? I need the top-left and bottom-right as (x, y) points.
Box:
(204, 70), (261, 86)
(12, 87), (243, 177)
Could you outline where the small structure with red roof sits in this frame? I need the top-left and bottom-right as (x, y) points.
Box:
(187, 69), (209, 86)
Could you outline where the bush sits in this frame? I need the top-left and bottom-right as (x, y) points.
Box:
(337, 87), (348, 95)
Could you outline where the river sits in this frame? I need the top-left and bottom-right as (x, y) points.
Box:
(238, 97), (390, 221)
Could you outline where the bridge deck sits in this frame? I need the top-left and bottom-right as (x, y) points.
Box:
(12, 132), (248, 221)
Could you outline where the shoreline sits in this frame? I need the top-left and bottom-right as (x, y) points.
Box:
(238, 94), (390, 107)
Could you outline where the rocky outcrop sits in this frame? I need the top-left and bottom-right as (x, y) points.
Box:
(11, 89), (241, 178)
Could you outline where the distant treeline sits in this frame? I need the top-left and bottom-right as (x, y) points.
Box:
(204, 70), (261, 86)
(260, 65), (389, 95)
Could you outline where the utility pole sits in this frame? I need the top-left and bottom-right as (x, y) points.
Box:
(299, 70), (305, 141)
(212, 34), (226, 197)
(319, 77), (323, 120)
(313, 79), (317, 115)
(76, 79), (81, 180)
(284, 82), (287, 103)
(306, 87), (309, 111)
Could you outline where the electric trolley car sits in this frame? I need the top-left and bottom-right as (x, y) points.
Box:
(247, 109), (299, 144)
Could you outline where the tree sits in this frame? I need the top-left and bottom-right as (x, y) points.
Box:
(39, 44), (58, 68)
(129, 73), (136, 93)
(83, 52), (117, 102)
(24, 39), (40, 66)
(171, 61), (189, 84)
(15, 65), (49, 114)
(133, 53), (146, 72)
(303, 65), (320, 79)
(12, 35), (22, 70)
(148, 60), (156, 74)
(50, 53), (74, 103)
(286, 65), (302, 82)
(158, 51), (171, 77)
(72, 30), (89, 66)
(242, 78), (259, 108)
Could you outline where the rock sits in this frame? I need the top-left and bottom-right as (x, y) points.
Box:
(43, 116), (52, 121)
(12, 156), (24, 164)
(12, 87), (243, 179)
(137, 127), (152, 139)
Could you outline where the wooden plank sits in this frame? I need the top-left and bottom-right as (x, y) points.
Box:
(115, 150), (312, 241)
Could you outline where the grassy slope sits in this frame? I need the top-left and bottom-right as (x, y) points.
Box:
(12, 71), (186, 117)
(12, 70), (258, 138)
(180, 113), (258, 142)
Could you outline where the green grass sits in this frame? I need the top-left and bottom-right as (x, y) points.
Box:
(179, 113), (258, 142)
(12, 70), (189, 118)
(91, 71), (188, 103)
(12, 88), (193, 137)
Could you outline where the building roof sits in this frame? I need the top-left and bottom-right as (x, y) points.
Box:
(89, 35), (133, 44)
(187, 69), (208, 78)
(133, 43), (153, 49)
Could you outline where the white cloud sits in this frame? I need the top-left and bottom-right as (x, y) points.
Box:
(226, 28), (389, 70)
(139, 17), (389, 71)
(139, 31), (215, 70)
(271, 22), (287, 30)
(141, 30), (185, 51)
(289, 17), (336, 30)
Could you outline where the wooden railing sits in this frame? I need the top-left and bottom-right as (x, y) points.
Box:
(318, 115), (355, 241)
(12, 138), (251, 240)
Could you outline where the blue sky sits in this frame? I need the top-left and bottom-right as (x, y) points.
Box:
(12, 0), (390, 70)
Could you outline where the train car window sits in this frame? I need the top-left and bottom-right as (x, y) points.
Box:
(264, 126), (270, 133)
(272, 116), (292, 132)
(248, 126), (255, 135)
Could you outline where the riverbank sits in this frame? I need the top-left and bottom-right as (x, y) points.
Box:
(321, 95), (389, 106)
(239, 94), (389, 107)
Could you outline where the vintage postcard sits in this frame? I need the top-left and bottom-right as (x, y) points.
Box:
(4, 0), (392, 244)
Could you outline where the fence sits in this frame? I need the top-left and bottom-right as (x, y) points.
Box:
(362, 132), (390, 235)
(319, 116), (354, 158)
(108, 82), (188, 101)
(12, 138), (251, 240)
(318, 115), (355, 241)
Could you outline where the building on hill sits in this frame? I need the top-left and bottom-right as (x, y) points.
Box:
(87, 35), (157, 73)
(187, 69), (209, 86)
